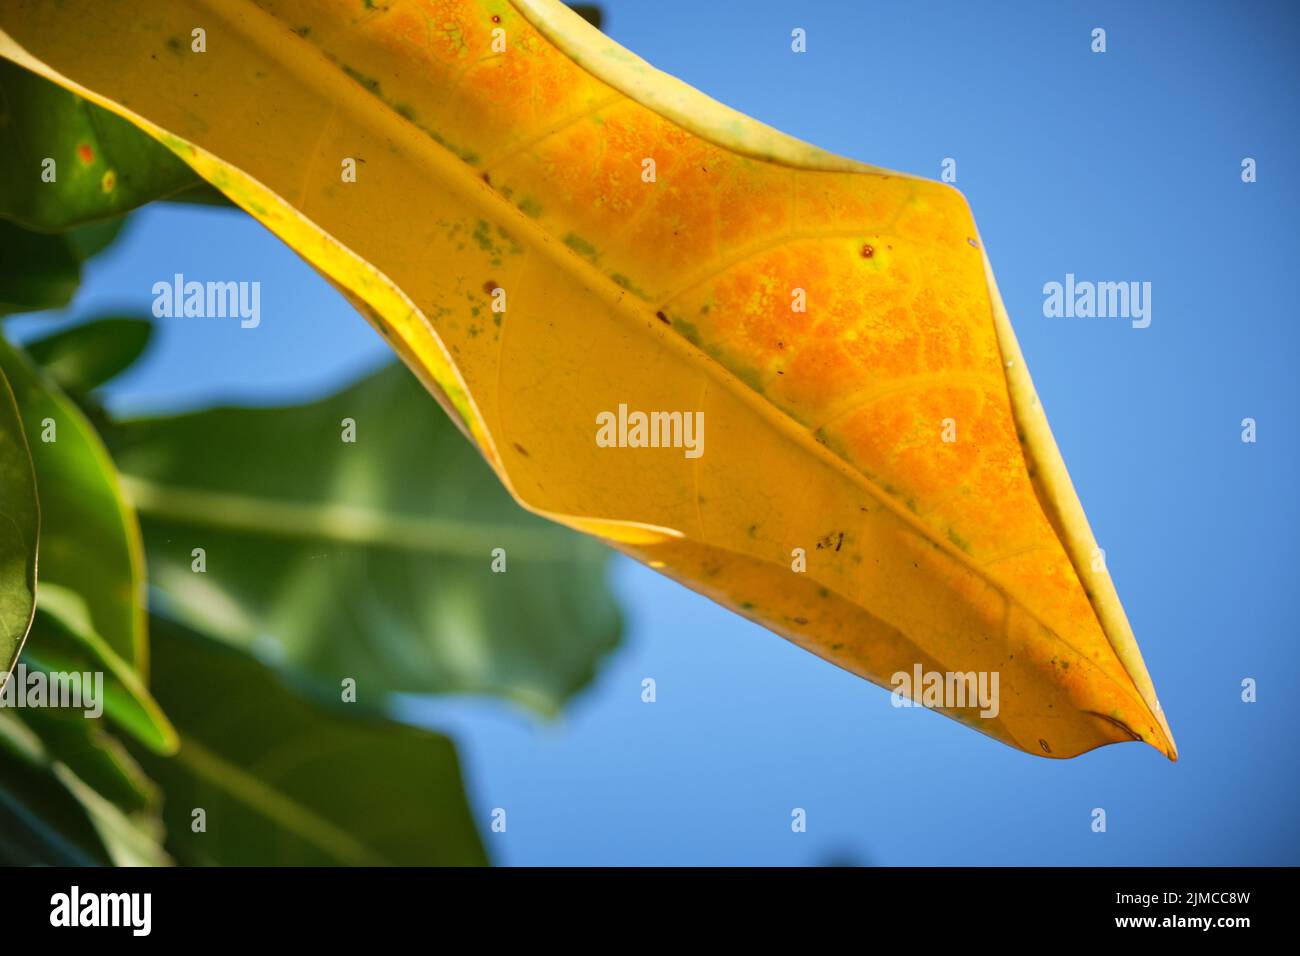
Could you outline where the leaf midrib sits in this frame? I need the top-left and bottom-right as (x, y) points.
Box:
(119, 473), (589, 561)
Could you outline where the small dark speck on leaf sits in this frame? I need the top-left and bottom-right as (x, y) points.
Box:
(484, 280), (499, 294)
(655, 311), (669, 324)
(513, 443), (529, 457)
(860, 244), (874, 258)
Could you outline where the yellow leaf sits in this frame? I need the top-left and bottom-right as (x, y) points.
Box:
(0, 0), (1176, 760)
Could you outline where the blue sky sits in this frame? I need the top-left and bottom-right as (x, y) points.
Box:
(12, 0), (1299, 864)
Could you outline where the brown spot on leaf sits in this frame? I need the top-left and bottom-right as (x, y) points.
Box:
(815, 531), (846, 552)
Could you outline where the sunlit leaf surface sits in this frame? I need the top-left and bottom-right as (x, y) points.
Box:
(0, 0), (1176, 759)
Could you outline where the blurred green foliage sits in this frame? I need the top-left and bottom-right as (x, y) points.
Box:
(113, 362), (621, 714)
(0, 54), (619, 867)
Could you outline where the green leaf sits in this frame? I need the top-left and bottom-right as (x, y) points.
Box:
(0, 337), (147, 671)
(0, 712), (107, 865)
(0, 217), (79, 314)
(24, 316), (153, 395)
(0, 710), (168, 866)
(24, 582), (177, 754)
(62, 215), (129, 261)
(0, 58), (201, 230)
(1, 360), (161, 865)
(113, 363), (621, 714)
(0, 217), (129, 318)
(136, 616), (486, 866)
(52, 757), (169, 866)
(11, 708), (158, 815)
(0, 363), (37, 681)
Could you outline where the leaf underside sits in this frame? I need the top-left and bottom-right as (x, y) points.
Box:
(0, 0), (1175, 760)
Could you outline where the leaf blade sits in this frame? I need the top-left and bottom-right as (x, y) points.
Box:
(135, 617), (487, 867)
(0, 218), (79, 314)
(112, 362), (621, 714)
(24, 315), (153, 395)
(0, 0), (1174, 759)
(0, 337), (148, 673)
(0, 362), (37, 684)
(26, 582), (178, 754)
